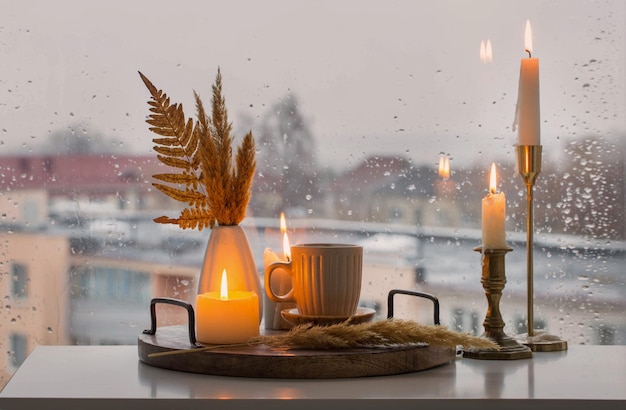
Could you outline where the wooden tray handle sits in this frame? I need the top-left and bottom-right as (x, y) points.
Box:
(143, 297), (199, 347)
(387, 289), (440, 325)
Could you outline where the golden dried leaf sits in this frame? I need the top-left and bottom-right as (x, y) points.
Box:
(156, 155), (192, 171)
(152, 172), (198, 187)
(178, 207), (215, 231)
(153, 216), (179, 225)
(140, 69), (255, 230)
(153, 145), (187, 157)
(152, 136), (182, 146)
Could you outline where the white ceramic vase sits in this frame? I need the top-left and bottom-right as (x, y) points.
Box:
(197, 225), (263, 322)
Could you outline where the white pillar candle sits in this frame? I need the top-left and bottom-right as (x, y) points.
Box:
(196, 269), (259, 344)
(481, 163), (507, 249)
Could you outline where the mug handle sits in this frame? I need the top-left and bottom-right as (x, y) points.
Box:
(265, 261), (295, 303)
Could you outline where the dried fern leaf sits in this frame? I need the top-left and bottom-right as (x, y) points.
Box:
(156, 155), (192, 171)
(141, 73), (195, 159)
(139, 71), (159, 98)
(140, 69), (255, 229)
(178, 207), (215, 231)
(151, 136), (183, 147)
(152, 172), (199, 187)
(147, 126), (178, 137)
(186, 133), (201, 171)
(153, 215), (179, 225)
(153, 145), (188, 158)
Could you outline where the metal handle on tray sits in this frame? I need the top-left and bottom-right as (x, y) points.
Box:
(143, 297), (199, 347)
(387, 289), (440, 325)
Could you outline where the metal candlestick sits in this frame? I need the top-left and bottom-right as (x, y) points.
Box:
(464, 247), (532, 360)
(516, 145), (567, 352)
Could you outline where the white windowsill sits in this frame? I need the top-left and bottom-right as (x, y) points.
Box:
(0, 345), (624, 409)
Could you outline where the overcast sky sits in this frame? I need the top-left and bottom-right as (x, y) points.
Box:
(1, 0), (624, 170)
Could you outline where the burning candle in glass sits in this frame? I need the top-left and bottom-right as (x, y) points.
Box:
(196, 269), (259, 344)
(481, 163), (507, 249)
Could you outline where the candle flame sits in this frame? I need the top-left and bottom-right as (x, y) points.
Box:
(480, 39), (493, 63)
(438, 155), (450, 179)
(220, 269), (228, 300)
(280, 212), (291, 261)
(489, 163), (498, 194)
(524, 20), (533, 55)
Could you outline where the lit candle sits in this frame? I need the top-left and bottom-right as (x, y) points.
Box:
(481, 163), (507, 249)
(438, 155), (450, 180)
(262, 212), (295, 330)
(514, 20), (540, 146)
(436, 155), (455, 200)
(196, 269), (259, 344)
(480, 39), (493, 64)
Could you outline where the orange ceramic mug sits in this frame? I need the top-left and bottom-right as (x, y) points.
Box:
(265, 243), (363, 317)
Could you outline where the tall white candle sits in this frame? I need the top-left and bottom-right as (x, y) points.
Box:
(515, 20), (540, 146)
(481, 163), (507, 249)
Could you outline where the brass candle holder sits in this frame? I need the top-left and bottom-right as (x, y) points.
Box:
(464, 246), (532, 360)
(516, 144), (568, 352)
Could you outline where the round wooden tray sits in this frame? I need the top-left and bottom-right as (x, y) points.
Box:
(138, 325), (456, 379)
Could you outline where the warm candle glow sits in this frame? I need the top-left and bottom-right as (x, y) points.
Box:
(220, 269), (228, 300)
(524, 20), (533, 55)
(196, 269), (260, 344)
(280, 212), (291, 260)
(482, 163), (507, 249)
(489, 163), (497, 194)
(480, 39), (493, 63)
(438, 155), (450, 179)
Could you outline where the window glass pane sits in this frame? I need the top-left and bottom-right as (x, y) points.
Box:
(9, 333), (28, 369)
(10, 263), (28, 299)
(1, 0), (624, 387)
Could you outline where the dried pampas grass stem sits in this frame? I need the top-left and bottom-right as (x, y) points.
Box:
(147, 319), (498, 358)
(250, 319), (499, 350)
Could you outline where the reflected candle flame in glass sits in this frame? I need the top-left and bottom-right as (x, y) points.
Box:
(480, 39), (493, 63)
(438, 155), (450, 180)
